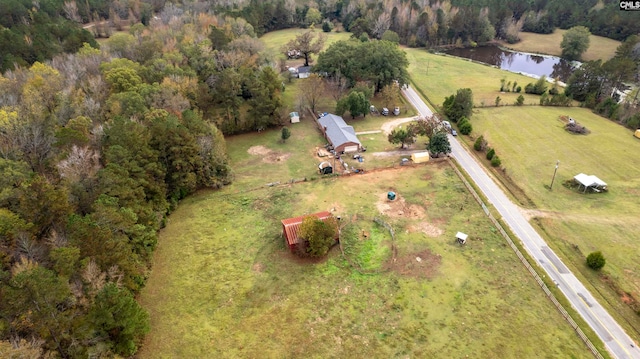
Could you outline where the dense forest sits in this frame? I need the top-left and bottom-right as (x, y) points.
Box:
(0, 8), (288, 357)
(3, 0), (640, 73)
(0, 0), (638, 357)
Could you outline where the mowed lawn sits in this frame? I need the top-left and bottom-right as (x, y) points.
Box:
(260, 28), (351, 59)
(502, 29), (620, 62)
(468, 106), (640, 333)
(404, 48), (547, 108)
(138, 162), (592, 358)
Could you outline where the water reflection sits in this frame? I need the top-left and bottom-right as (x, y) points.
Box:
(444, 46), (576, 82)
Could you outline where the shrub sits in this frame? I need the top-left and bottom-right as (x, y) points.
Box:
(525, 76), (548, 95)
(586, 251), (606, 270)
(515, 95), (525, 106)
(322, 21), (332, 33)
(474, 135), (486, 151)
(595, 97), (620, 119)
(544, 93), (572, 106)
(539, 93), (548, 105)
(525, 83), (534, 94)
(458, 119), (473, 135)
(486, 148), (495, 160)
(281, 127), (291, 142)
(490, 155), (501, 167)
(516, 86), (522, 93)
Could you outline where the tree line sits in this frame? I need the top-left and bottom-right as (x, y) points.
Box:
(0, 9), (247, 358)
(5, 0), (640, 74)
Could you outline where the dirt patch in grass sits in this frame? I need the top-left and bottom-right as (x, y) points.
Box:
(252, 262), (266, 272)
(387, 249), (441, 279)
(375, 191), (426, 219)
(248, 145), (271, 156)
(408, 221), (444, 237)
(248, 145), (291, 163)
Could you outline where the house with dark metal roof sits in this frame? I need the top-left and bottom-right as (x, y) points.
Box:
(317, 113), (362, 153)
(281, 211), (333, 253)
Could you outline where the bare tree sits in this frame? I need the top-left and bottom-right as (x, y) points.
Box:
(327, 70), (348, 102)
(372, 12), (391, 39)
(298, 74), (325, 114)
(57, 145), (101, 183)
(63, 1), (82, 23)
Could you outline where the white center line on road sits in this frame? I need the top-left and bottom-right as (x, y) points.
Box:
(402, 86), (640, 359)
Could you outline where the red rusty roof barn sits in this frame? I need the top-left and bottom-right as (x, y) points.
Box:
(281, 211), (333, 253)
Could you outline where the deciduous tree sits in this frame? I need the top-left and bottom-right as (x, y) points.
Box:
(561, 26), (591, 61)
(299, 216), (338, 257)
(299, 73), (325, 114)
(336, 91), (369, 119)
(284, 30), (326, 67)
(380, 82), (401, 109)
(427, 131), (451, 158)
(388, 127), (415, 149)
(442, 88), (473, 122)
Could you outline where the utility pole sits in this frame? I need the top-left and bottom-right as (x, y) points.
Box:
(550, 160), (560, 190)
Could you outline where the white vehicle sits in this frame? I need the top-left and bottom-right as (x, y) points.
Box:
(393, 107), (400, 115)
(442, 120), (451, 130)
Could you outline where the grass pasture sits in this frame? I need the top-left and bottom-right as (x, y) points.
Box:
(466, 106), (640, 334)
(404, 48), (547, 109)
(260, 28), (351, 61)
(502, 30), (620, 62)
(138, 163), (592, 358)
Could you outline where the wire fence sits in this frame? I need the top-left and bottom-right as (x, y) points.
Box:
(447, 158), (604, 359)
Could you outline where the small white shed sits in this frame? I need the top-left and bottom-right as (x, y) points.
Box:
(289, 112), (300, 123)
(456, 232), (468, 245)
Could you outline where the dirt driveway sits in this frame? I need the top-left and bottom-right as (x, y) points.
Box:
(380, 116), (420, 135)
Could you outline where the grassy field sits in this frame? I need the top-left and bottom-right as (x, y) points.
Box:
(464, 106), (640, 335)
(404, 48), (549, 109)
(260, 28), (351, 61)
(502, 29), (621, 62)
(136, 28), (632, 358)
(138, 161), (592, 358)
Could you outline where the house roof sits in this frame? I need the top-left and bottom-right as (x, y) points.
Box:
(298, 66), (311, 73)
(281, 211), (333, 247)
(318, 114), (362, 149)
(574, 173), (607, 187)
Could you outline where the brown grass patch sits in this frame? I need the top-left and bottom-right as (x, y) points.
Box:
(247, 145), (291, 163)
(375, 191), (426, 219)
(408, 221), (444, 237)
(252, 262), (265, 272)
(386, 249), (441, 279)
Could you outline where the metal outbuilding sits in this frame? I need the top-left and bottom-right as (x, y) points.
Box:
(411, 152), (430, 164)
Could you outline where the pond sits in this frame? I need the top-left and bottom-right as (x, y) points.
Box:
(444, 46), (576, 82)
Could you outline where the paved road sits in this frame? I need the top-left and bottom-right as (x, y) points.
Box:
(402, 86), (640, 359)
